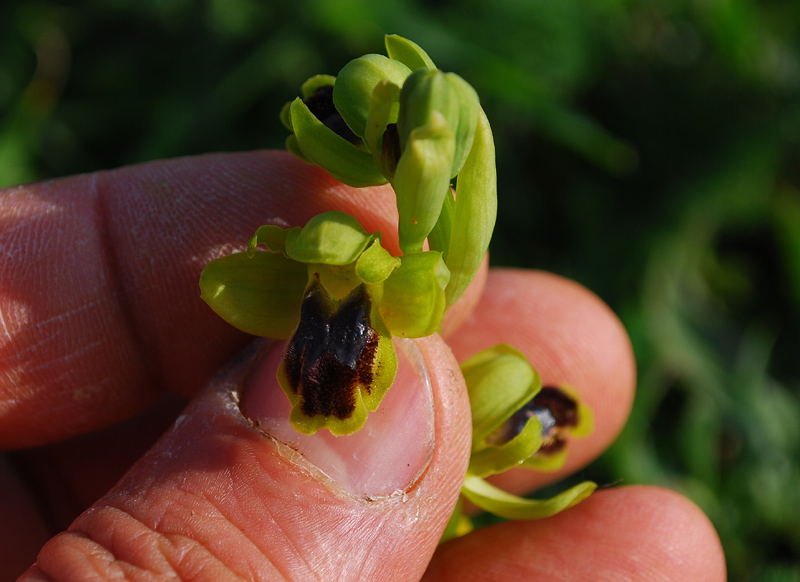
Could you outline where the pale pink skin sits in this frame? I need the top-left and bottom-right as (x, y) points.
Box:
(0, 151), (726, 581)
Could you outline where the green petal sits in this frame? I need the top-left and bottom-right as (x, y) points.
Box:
(355, 239), (401, 284)
(199, 251), (307, 339)
(461, 476), (597, 520)
(384, 34), (436, 71)
(290, 97), (387, 187)
(444, 108), (497, 306)
(393, 111), (455, 254)
(380, 251), (449, 338)
(300, 74), (336, 99)
(460, 344), (541, 444)
(285, 211), (375, 265)
(248, 224), (289, 255)
(468, 414), (543, 478)
(333, 54), (412, 139)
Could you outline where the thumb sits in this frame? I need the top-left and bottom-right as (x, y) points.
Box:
(23, 335), (471, 581)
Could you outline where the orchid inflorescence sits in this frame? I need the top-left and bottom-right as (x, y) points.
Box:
(199, 35), (595, 536)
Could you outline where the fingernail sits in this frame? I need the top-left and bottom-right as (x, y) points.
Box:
(240, 337), (435, 498)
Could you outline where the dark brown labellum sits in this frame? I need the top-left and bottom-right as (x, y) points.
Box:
(304, 85), (360, 144)
(497, 386), (579, 454)
(282, 280), (379, 420)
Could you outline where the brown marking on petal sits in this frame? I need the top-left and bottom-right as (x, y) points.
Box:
(283, 280), (379, 420)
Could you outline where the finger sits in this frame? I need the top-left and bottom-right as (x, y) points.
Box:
(20, 333), (472, 581)
(0, 151), (484, 448)
(445, 269), (636, 492)
(422, 486), (726, 582)
(0, 454), (50, 581)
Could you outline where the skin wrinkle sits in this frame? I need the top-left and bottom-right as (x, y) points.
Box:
(92, 171), (165, 399)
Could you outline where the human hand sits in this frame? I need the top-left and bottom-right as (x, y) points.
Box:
(0, 151), (725, 581)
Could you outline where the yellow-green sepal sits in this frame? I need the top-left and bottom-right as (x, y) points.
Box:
(199, 251), (307, 339)
(384, 34), (437, 71)
(461, 476), (597, 520)
(380, 251), (450, 338)
(289, 97), (387, 187)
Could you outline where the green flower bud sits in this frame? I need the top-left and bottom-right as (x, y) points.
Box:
(397, 69), (480, 179)
(333, 54), (412, 140)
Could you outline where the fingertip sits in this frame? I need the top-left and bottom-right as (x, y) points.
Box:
(424, 486), (726, 582)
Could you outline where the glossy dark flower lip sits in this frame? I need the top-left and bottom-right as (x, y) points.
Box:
(491, 385), (581, 455)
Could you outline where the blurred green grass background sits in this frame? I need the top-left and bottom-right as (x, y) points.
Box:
(2, 1), (799, 579)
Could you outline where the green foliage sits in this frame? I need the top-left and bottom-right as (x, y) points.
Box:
(3, 1), (800, 579)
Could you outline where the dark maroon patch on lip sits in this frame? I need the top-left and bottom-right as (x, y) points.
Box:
(494, 386), (580, 455)
(283, 281), (379, 419)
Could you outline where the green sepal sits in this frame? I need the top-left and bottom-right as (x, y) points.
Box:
(380, 251), (450, 338)
(444, 108), (497, 306)
(285, 134), (311, 163)
(277, 280), (398, 436)
(461, 344), (541, 445)
(393, 111), (455, 254)
(199, 251), (308, 339)
(289, 97), (387, 187)
(285, 210), (376, 265)
(398, 69), (479, 179)
(333, 54), (412, 139)
(467, 414), (543, 478)
(385, 34), (436, 71)
(355, 239), (401, 284)
(280, 101), (293, 131)
(461, 476), (597, 520)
